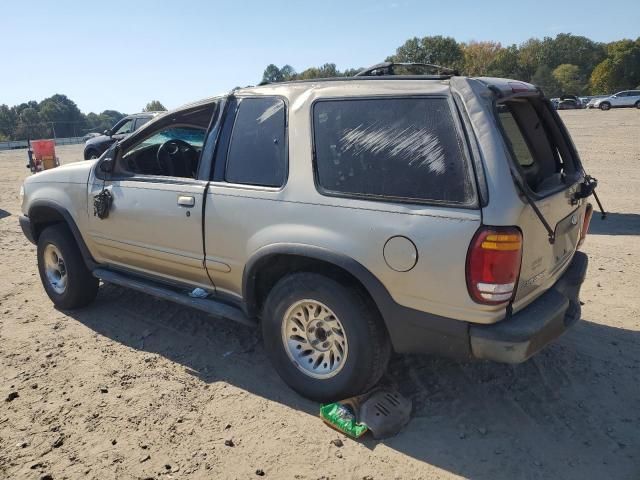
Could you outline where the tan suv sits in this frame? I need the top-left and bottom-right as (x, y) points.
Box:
(19, 63), (597, 401)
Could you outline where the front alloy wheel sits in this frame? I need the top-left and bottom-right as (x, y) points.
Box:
(37, 224), (99, 309)
(43, 244), (68, 294)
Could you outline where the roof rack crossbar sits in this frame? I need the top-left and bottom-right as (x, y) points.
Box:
(355, 62), (459, 77)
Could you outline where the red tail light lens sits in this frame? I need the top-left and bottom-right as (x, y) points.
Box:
(466, 227), (523, 305)
(578, 203), (593, 248)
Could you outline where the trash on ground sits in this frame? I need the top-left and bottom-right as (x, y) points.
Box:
(320, 387), (412, 439)
(320, 402), (368, 439)
(188, 288), (209, 299)
(359, 389), (412, 439)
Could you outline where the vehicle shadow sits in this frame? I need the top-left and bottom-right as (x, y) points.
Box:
(66, 283), (640, 480)
(589, 212), (640, 236)
(0, 208), (11, 220)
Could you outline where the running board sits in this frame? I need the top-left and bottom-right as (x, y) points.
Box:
(93, 268), (256, 327)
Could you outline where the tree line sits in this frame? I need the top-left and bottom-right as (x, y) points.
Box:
(0, 97), (167, 142)
(261, 34), (640, 97)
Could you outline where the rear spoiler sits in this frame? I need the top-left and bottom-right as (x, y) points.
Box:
(475, 77), (541, 100)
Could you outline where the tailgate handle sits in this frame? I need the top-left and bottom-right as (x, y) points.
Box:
(177, 195), (195, 207)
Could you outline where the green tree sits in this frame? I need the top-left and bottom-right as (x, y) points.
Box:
(0, 104), (17, 140)
(143, 100), (167, 112)
(262, 64), (284, 83)
(387, 35), (463, 70)
(590, 39), (640, 93)
(517, 38), (545, 81)
(461, 41), (502, 76)
(487, 44), (520, 78)
(540, 34), (606, 76)
(280, 64), (297, 81)
(531, 65), (562, 97)
(38, 94), (85, 137)
(553, 64), (584, 94)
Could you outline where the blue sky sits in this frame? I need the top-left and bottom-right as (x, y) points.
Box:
(2, 0), (638, 113)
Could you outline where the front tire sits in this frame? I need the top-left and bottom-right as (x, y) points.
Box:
(84, 149), (99, 160)
(262, 273), (391, 402)
(635, 101), (640, 109)
(599, 102), (611, 111)
(37, 225), (99, 309)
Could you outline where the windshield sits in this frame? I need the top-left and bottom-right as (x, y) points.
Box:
(125, 127), (205, 156)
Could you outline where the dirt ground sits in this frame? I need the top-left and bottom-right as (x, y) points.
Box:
(1, 109), (639, 480)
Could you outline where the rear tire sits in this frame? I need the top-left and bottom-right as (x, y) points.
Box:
(262, 273), (391, 402)
(635, 101), (640, 109)
(599, 102), (611, 111)
(37, 224), (99, 309)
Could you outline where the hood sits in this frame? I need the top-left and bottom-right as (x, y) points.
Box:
(86, 134), (112, 147)
(25, 159), (95, 186)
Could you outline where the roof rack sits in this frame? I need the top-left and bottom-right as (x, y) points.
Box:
(354, 62), (459, 77)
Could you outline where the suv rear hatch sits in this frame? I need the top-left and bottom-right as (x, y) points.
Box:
(494, 94), (587, 310)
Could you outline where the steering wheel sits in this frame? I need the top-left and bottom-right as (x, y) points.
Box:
(156, 139), (197, 177)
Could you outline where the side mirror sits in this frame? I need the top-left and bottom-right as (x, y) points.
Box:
(104, 129), (112, 136)
(100, 157), (114, 173)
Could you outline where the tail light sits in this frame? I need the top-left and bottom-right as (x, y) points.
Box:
(466, 227), (523, 305)
(578, 203), (593, 248)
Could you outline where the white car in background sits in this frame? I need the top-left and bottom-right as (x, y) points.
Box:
(592, 90), (640, 110)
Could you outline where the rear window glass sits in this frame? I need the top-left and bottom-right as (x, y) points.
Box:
(497, 110), (535, 167)
(312, 98), (473, 204)
(496, 100), (573, 194)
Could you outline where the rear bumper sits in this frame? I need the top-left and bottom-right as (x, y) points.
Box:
(469, 251), (588, 363)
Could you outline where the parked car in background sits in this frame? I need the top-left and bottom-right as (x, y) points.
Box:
(550, 98), (560, 109)
(83, 112), (162, 160)
(557, 95), (582, 110)
(591, 90), (640, 111)
(19, 64), (597, 401)
(82, 132), (101, 142)
(586, 95), (610, 108)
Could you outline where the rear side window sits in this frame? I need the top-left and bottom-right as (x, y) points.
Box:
(312, 98), (473, 204)
(225, 97), (287, 187)
(496, 99), (576, 194)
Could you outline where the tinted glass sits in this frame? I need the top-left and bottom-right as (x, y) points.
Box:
(313, 98), (473, 204)
(497, 109), (535, 167)
(135, 116), (152, 130)
(225, 97), (286, 187)
(113, 119), (134, 135)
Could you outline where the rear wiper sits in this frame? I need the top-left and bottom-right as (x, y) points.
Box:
(572, 175), (607, 219)
(513, 176), (556, 244)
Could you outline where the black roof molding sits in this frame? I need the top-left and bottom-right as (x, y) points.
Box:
(355, 62), (459, 78)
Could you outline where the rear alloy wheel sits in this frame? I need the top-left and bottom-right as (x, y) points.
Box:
(281, 299), (349, 379)
(599, 102), (611, 111)
(37, 224), (99, 309)
(262, 273), (391, 402)
(635, 101), (640, 109)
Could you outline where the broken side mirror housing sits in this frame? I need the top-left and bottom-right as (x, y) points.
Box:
(99, 157), (114, 173)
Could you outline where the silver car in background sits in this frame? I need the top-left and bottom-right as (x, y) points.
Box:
(591, 90), (640, 110)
